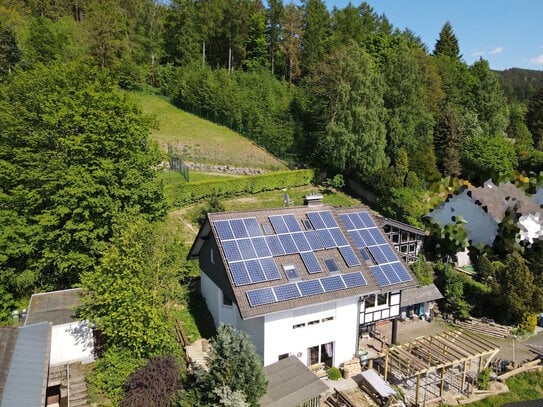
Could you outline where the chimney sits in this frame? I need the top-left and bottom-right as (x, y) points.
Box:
(303, 193), (323, 206)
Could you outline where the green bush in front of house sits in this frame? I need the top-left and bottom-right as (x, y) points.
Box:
(173, 169), (315, 206)
(327, 367), (342, 381)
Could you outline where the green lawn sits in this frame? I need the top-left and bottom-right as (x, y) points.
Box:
(130, 91), (287, 171)
(465, 370), (543, 406)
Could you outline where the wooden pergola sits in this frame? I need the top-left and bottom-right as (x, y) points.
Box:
(382, 329), (500, 406)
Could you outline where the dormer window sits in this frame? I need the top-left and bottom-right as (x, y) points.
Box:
(283, 264), (300, 281)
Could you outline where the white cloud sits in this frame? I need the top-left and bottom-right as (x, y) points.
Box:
(489, 47), (503, 55)
(529, 54), (543, 64)
(470, 46), (503, 58)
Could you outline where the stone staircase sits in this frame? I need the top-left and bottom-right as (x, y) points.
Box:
(68, 363), (88, 407)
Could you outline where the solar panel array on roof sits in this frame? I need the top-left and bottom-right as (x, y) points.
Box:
(215, 218), (282, 286)
(213, 209), (411, 309)
(246, 271), (367, 307)
(339, 211), (412, 287)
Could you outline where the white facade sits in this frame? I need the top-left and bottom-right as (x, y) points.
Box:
(201, 272), (359, 367)
(428, 190), (498, 247)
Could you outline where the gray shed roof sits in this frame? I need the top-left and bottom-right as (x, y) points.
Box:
(400, 284), (443, 307)
(0, 328), (18, 402)
(26, 288), (82, 326)
(261, 356), (328, 407)
(1, 322), (51, 407)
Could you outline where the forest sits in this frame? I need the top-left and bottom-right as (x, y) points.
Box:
(2, 0), (543, 405)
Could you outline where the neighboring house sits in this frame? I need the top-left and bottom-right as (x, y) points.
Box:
(260, 355), (328, 407)
(378, 217), (426, 263)
(0, 288), (93, 407)
(188, 195), (421, 368)
(426, 180), (543, 249)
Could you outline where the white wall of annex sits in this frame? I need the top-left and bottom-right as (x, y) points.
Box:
(262, 297), (358, 367)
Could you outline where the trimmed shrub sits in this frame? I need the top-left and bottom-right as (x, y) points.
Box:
(173, 169), (315, 206)
(327, 367), (342, 381)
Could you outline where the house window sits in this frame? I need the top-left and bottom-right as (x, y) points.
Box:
(392, 234), (400, 244)
(322, 316), (334, 323)
(293, 323), (305, 329)
(324, 258), (339, 273)
(409, 243), (417, 254)
(307, 342), (334, 367)
(377, 293), (387, 306)
(283, 264), (300, 280)
(222, 292), (233, 306)
(302, 219), (313, 230)
(364, 295), (375, 309)
(308, 319), (320, 326)
(278, 353), (289, 360)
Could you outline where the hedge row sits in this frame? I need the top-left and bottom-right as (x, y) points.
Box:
(173, 169), (315, 206)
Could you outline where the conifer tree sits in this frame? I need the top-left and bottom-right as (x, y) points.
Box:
(433, 20), (461, 59)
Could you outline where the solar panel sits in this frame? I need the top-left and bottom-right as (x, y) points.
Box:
(260, 258), (281, 280)
(283, 214), (302, 232)
(292, 232), (311, 252)
(324, 258), (339, 273)
(330, 227), (349, 246)
(320, 211), (338, 228)
(229, 262), (252, 286)
(359, 248), (372, 262)
(391, 262), (412, 282)
(222, 240), (242, 262)
(273, 283), (301, 301)
(266, 235), (285, 256)
(360, 229), (376, 246)
(370, 265), (390, 287)
(304, 230), (324, 250)
(359, 212), (375, 227)
(307, 212), (326, 230)
(237, 238), (257, 260)
(317, 229), (336, 248)
(370, 228), (388, 245)
(301, 251), (322, 274)
(339, 214), (355, 231)
(230, 219), (249, 238)
(339, 245), (361, 267)
(215, 220), (234, 240)
(380, 244), (399, 262)
(244, 218), (262, 237)
(252, 237), (271, 258)
(349, 213), (366, 229)
(279, 234), (297, 254)
(269, 215), (289, 234)
(342, 272), (367, 288)
(320, 275), (346, 292)
(349, 231), (365, 248)
(247, 287), (276, 307)
(381, 263), (401, 284)
(246, 259), (266, 283)
(297, 280), (324, 296)
(368, 246), (387, 264)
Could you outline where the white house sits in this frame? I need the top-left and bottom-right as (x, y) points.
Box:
(426, 180), (543, 248)
(188, 196), (420, 368)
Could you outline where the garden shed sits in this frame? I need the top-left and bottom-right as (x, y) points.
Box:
(382, 329), (499, 406)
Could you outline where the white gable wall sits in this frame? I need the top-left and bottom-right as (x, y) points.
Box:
(262, 297), (358, 367)
(429, 191), (498, 247)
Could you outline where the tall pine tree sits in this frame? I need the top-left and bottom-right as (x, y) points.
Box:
(433, 20), (461, 60)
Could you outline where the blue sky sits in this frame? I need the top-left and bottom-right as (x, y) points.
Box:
(324, 0), (543, 71)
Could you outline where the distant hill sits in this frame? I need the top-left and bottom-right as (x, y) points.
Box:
(130, 92), (287, 172)
(495, 68), (543, 103)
